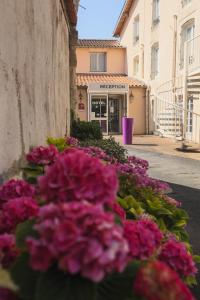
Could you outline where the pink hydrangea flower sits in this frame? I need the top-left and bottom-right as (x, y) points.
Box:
(65, 137), (79, 147)
(26, 145), (58, 165)
(134, 261), (195, 300)
(128, 156), (149, 170)
(159, 239), (197, 277)
(27, 202), (129, 282)
(39, 149), (118, 206)
(0, 179), (35, 208)
(80, 147), (116, 163)
(124, 219), (163, 260)
(0, 197), (39, 233)
(0, 233), (18, 268)
(162, 195), (182, 207)
(0, 288), (19, 300)
(110, 202), (126, 220)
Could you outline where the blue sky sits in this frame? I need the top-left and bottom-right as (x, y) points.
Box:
(77, 0), (125, 39)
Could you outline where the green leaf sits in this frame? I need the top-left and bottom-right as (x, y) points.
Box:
(97, 261), (141, 300)
(193, 255), (200, 264)
(36, 268), (96, 300)
(10, 252), (39, 300)
(47, 137), (67, 152)
(15, 219), (37, 249)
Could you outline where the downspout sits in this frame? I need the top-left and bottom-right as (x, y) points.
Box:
(145, 86), (151, 134)
(172, 15), (178, 90)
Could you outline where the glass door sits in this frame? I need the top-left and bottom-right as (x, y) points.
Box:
(90, 96), (108, 133)
(186, 97), (194, 139)
(108, 98), (120, 134)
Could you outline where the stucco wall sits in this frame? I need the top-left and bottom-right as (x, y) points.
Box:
(0, 0), (71, 180)
(129, 87), (146, 135)
(76, 48), (126, 74)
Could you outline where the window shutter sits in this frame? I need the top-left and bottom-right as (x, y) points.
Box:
(98, 53), (106, 72)
(90, 53), (97, 72)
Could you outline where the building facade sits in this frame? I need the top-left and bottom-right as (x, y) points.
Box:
(0, 0), (79, 180)
(114, 0), (200, 143)
(76, 39), (147, 135)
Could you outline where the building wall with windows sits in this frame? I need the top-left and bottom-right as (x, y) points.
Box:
(114, 0), (200, 94)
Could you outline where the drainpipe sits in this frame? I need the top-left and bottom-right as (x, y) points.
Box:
(172, 15), (178, 89)
(145, 87), (151, 134)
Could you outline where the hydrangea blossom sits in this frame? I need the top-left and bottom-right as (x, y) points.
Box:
(124, 219), (163, 260)
(27, 202), (129, 282)
(128, 156), (149, 170)
(80, 146), (117, 163)
(0, 288), (19, 300)
(134, 261), (195, 300)
(39, 149), (118, 206)
(0, 233), (18, 268)
(26, 145), (58, 165)
(0, 197), (39, 233)
(0, 179), (35, 208)
(159, 239), (197, 277)
(65, 137), (79, 147)
(110, 202), (126, 220)
(162, 195), (181, 207)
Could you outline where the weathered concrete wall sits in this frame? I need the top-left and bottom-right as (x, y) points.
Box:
(0, 0), (72, 180)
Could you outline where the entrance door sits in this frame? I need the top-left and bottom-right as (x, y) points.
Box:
(90, 96), (108, 133)
(108, 98), (120, 134)
(186, 97), (194, 140)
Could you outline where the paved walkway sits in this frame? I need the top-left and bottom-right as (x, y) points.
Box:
(116, 136), (200, 298)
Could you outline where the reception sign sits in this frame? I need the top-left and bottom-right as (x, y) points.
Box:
(88, 83), (129, 93)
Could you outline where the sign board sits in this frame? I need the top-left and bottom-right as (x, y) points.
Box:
(88, 83), (129, 93)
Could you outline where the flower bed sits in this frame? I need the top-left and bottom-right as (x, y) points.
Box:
(0, 136), (199, 300)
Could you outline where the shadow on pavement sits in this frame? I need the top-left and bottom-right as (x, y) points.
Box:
(168, 182), (200, 299)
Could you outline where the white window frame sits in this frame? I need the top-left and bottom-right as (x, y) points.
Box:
(152, 0), (160, 27)
(133, 15), (139, 44)
(90, 52), (107, 72)
(180, 20), (195, 69)
(151, 43), (159, 79)
(182, 0), (192, 7)
(133, 56), (139, 76)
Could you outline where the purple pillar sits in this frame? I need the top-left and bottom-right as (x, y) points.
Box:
(122, 117), (134, 145)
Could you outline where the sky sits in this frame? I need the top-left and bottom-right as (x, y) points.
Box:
(77, 0), (125, 39)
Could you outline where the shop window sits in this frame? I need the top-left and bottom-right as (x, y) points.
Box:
(133, 15), (139, 44)
(90, 53), (107, 72)
(182, 0), (191, 7)
(180, 19), (195, 69)
(152, 0), (160, 27)
(133, 56), (139, 76)
(151, 43), (159, 79)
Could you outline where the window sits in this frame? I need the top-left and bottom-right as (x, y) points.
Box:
(90, 53), (107, 72)
(151, 43), (159, 79)
(180, 20), (195, 68)
(133, 15), (139, 44)
(152, 0), (160, 26)
(182, 0), (191, 7)
(133, 56), (139, 76)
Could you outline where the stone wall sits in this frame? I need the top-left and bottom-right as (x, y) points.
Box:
(0, 0), (75, 180)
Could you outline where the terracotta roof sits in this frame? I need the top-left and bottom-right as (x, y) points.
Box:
(77, 73), (146, 88)
(78, 39), (124, 48)
(113, 0), (135, 37)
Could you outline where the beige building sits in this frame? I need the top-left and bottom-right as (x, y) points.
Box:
(0, 0), (79, 180)
(76, 39), (147, 135)
(114, 0), (200, 144)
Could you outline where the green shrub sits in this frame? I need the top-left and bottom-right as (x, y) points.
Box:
(71, 120), (103, 141)
(81, 137), (127, 163)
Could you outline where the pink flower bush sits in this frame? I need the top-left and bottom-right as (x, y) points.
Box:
(39, 149), (118, 206)
(0, 179), (35, 208)
(80, 146), (116, 163)
(0, 288), (19, 300)
(134, 261), (195, 300)
(159, 239), (197, 277)
(27, 202), (129, 282)
(26, 145), (58, 165)
(162, 195), (181, 207)
(128, 156), (149, 170)
(110, 202), (126, 220)
(124, 219), (163, 260)
(0, 197), (39, 233)
(0, 233), (18, 268)
(65, 136), (79, 147)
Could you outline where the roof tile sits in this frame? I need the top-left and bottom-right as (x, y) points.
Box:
(78, 39), (124, 48)
(76, 73), (146, 88)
